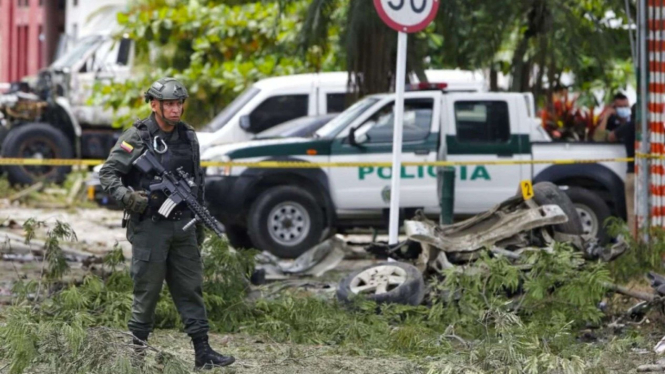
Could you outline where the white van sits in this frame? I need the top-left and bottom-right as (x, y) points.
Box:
(196, 70), (486, 150)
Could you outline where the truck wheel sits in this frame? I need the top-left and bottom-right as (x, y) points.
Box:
(564, 187), (612, 244)
(1, 123), (73, 186)
(247, 186), (324, 259)
(224, 224), (255, 250)
(532, 182), (583, 235)
(337, 262), (425, 306)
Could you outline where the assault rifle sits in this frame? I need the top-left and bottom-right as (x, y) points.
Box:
(132, 149), (224, 237)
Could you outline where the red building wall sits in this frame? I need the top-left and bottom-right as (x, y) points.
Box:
(0, 0), (65, 84)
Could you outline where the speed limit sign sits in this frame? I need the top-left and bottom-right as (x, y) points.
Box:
(374, 0), (440, 33)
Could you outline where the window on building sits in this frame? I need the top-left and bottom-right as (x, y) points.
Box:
(454, 101), (510, 143)
(248, 95), (309, 134)
(356, 98), (433, 143)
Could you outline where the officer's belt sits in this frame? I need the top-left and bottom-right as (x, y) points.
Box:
(145, 208), (194, 222)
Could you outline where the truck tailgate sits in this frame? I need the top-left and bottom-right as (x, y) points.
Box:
(531, 142), (628, 182)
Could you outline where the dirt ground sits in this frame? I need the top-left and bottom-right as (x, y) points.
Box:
(149, 331), (421, 374)
(0, 205), (130, 256)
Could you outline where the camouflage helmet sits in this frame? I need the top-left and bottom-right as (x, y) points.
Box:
(144, 78), (189, 103)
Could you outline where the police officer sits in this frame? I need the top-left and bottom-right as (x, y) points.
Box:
(99, 78), (235, 369)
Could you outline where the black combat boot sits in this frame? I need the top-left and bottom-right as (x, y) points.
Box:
(192, 334), (235, 370)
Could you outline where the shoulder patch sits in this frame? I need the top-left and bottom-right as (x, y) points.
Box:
(120, 141), (134, 153)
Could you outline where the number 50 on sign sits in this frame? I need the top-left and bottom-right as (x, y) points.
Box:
(374, 0), (439, 33)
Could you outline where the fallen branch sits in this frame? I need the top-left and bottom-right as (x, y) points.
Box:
(637, 364), (665, 372)
(66, 176), (84, 206)
(602, 282), (655, 302)
(1, 231), (91, 260)
(440, 334), (470, 348)
(9, 182), (44, 202)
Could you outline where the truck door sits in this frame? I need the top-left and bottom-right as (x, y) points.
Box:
(328, 91), (442, 211)
(444, 94), (528, 215)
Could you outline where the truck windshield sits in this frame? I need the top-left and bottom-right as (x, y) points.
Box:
(314, 97), (380, 138)
(51, 36), (104, 70)
(203, 87), (261, 132)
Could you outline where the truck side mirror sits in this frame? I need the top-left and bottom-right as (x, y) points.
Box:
(354, 132), (369, 145)
(239, 115), (251, 131)
(348, 127), (368, 147)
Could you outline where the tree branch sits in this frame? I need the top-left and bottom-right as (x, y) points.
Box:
(602, 282), (655, 302)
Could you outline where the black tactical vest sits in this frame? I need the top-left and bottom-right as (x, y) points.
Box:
(124, 117), (201, 219)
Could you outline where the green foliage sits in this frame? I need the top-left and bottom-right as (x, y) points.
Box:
(605, 217), (665, 283)
(432, 245), (610, 333)
(91, 0), (339, 129)
(200, 233), (258, 331)
(42, 221), (77, 283)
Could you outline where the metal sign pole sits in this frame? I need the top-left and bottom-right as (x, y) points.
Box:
(639, 0), (650, 239)
(388, 31), (408, 245)
(373, 0), (439, 245)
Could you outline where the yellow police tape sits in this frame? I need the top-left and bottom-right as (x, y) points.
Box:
(0, 154), (660, 168)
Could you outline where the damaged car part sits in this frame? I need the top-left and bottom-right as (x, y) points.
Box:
(336, 182), (627, 306)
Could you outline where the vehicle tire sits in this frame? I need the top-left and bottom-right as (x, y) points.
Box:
(247, 186), (325, 259)
(532, 182), (584, 235)
(224, 224), (255, 250)
(337, 262), (425, 306)
(1, 123), (73, 186)
(564, 186), (612, 245)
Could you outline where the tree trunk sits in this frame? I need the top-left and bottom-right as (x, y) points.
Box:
(490, 66), (499, 92)
(510, 36), (530, 92)
(533, 36), (547, 100)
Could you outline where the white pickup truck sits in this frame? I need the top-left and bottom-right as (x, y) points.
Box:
(202, 88), (628, 258)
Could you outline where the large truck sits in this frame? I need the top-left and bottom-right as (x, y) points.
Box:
(0, 29), (135, 185)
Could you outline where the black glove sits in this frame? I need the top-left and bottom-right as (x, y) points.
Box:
(122, 190), (148, 214)
(196, 224), (206, 246)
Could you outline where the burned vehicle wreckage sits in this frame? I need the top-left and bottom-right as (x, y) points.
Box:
(0, 35), (132, 186)
(331, 182), (630, 306)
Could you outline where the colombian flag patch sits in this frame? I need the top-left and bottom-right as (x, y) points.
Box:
(120, 141), (134, 153)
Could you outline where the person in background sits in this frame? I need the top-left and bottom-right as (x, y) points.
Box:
(595, 93), (632, 137)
